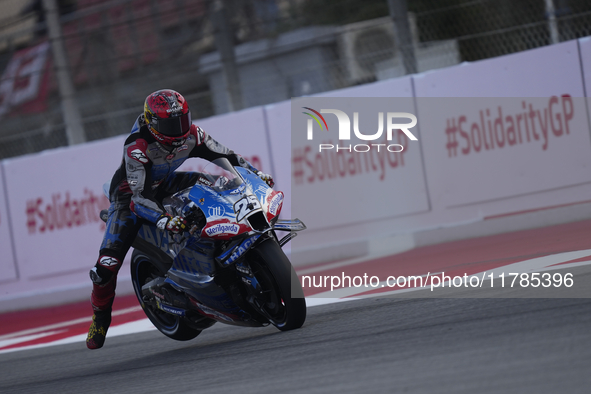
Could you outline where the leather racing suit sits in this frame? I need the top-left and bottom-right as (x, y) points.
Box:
(90, 115), (260, 312)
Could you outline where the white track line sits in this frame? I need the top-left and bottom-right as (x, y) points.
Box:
(0, 305), (142, 343)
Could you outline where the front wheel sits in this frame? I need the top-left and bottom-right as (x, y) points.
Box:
(131, 250), (201, 341)
(247, 238), (306, 331)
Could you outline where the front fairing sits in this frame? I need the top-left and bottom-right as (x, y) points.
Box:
(186, 159), (283, 240)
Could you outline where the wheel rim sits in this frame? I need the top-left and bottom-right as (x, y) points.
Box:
(133, 258), (178, 331)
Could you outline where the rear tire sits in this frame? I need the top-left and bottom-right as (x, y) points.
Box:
(131, 250), (201, 341)
(247, 238), (306, 331)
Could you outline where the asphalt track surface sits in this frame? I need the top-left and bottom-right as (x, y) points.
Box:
(1, 289), (590, 394)
(2, 221), (591, 393)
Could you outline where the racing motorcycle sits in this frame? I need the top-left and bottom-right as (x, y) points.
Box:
(101, 158), (307, 340)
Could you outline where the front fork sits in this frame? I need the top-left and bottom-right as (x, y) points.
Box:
(235, 259), (277, 321)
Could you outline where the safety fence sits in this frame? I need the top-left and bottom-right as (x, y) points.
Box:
(1, 0), (591, 158)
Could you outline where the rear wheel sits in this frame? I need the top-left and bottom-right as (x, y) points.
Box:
(247, 238), (306, 331)
(131, 250), (201, 341)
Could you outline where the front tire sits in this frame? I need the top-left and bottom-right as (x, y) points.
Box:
(131, 250), (201, 341)
(247, 238), (306, 331)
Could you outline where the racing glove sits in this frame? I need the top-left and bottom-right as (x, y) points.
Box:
(257, 171), (274, 188)
(156, 214), (187, 234)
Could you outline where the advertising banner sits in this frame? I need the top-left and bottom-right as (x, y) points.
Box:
(3, 137), (124, 281)
(414, 40), (591, 216)
(416, 96), (591, 210)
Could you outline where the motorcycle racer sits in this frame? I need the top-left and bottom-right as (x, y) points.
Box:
(86, 89), (273, 349)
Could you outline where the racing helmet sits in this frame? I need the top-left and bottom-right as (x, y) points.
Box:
(144, 89), (192, 147)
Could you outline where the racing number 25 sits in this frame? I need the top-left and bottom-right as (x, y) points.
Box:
(234, 195), (261, 222)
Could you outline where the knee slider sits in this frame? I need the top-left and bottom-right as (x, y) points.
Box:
(90, 264), (113, 285)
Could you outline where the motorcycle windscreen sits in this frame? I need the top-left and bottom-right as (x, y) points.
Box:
(197, 158), (244, 192)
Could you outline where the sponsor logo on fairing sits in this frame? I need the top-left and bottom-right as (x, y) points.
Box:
(157, 300), (185, 316)
(208, 206), (225, 217)
(226, 236), (257, 264)
(204, 223), (239, 237)
(198, 176), (213, 186)
(267, 192), (283, 216)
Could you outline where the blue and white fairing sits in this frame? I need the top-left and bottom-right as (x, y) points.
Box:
(135, 158), (305, 324)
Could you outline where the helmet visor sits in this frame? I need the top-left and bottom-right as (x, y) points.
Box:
(153, 111), (192, 137)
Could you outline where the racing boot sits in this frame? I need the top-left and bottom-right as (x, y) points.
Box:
(86, 308), (112, 349)
(87, 257), (120, 349)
